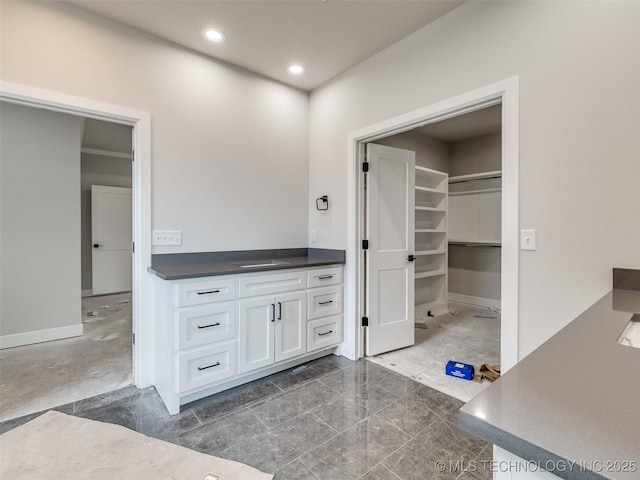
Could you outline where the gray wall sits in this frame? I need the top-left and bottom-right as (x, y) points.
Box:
(81, 154), (132, 291)
(308, 1), (640, 357)
(1, 1), (310, 254)
(448, 133), (501, 301)
(374, 131), (449, 171)
(449, 133), (501, 176)
(0, 102), (83, 337)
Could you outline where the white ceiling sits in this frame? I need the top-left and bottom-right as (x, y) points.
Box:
(68, 0), (464, 91)
(414, 104), (502, 142)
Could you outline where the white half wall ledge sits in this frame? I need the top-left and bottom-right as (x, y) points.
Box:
(0, 324), (84, 350)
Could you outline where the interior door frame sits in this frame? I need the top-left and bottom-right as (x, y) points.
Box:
(344, 76), (520, 372)
(0, 80), (154, 387)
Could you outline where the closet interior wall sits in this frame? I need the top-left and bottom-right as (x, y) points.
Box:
(448, 133), (501, 307)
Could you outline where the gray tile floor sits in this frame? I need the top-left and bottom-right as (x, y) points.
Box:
(0, 355), (492, 480)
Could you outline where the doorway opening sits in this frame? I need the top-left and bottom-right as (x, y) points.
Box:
(365, 105), (501, 401)
(345, 77), (519, 401)
(0, 82), (152, 422)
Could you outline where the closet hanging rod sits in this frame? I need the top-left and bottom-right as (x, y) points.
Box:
(448, 188), (501, 196)
(448, 170), (502, 183)
(448, 241), (501, 247)
(448, 175), (501, 184)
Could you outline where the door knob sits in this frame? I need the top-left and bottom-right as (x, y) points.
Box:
(407, 255), (415, 262)
(93, 243), (104, 248)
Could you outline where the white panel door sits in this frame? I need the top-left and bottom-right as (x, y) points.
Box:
(274, 291), (307, 362)
(366, 144), (415, 356)
(91, 185), (132, 295)
(238, 296), (275, 373)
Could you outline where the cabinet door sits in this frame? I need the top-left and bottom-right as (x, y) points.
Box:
(238, 296), (275, 374)
(274, 291), (307, 363)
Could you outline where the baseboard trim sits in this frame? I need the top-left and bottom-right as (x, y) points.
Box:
(0, 324), (84, 349)
(448, 293), (501, 310)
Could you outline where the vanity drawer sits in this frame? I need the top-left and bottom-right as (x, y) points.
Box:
(176, 302), (236, 350)
(308, 267), (343, 288)
(238, 270), (306, 298)
(176, 278), (235, 306)
(308, 286), (343, 319)
(308, 316), (342, 352)
(178, 341), (237, 392)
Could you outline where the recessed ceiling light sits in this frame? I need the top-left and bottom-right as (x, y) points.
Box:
(202, 29), (226, 43)
(287, 65), (305, 75)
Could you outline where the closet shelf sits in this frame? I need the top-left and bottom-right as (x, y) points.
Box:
(415, 206), (445, 212)
(415, 249), (446, 256)
(81, 147), (132, 160)
(414, 165), (449, 317)
(415, 270), (446, 279)
(449, 240), (501, 247)
(448, 170), (502, 183)
(415, 185), (446, 194)
(448, 187), (501, 196)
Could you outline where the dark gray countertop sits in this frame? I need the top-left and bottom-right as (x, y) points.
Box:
(147, 248), (345, 280)
(461, 286), (640, 480)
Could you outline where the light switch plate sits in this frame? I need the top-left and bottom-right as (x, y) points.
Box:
(520, 229), (536, 250)
(153, 230), (182, 246)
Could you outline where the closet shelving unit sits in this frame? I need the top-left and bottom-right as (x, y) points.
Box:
(414, 165), (449, 317)
(448, 170), (502, 246)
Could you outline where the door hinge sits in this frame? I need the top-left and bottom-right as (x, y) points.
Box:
(132, 333), (135, 345)
(361, 316), (369, 327)
(362, 239), (369, 250)
(132, 241), (135, 253)
(362, 161), (369, 172)
(131, 149), (135, 162)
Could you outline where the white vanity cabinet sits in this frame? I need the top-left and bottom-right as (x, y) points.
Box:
(238, 290), (307, 373)
(152, 264), (344, 415)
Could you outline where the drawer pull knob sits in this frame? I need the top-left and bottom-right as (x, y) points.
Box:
(318, 330), (333, 336)
(197, 290), (220, 295)
(197, 322), (221, 329)
(318, 275), (334, 280)
(318, 300), (334, 305)
(197, 362), (221, 371)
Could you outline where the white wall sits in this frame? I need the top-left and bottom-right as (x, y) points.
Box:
(309, 1), (640, 357)
(0, 1), (310, 254)
(0, 102), (83, 341)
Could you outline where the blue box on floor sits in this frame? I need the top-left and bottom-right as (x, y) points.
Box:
(446, 360), (474, 380)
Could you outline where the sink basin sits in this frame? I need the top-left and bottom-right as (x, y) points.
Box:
(618, 314), (640, 348)
(239, 260), (290, 268)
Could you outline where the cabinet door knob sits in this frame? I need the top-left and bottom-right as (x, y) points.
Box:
(407, 254), (415, 262)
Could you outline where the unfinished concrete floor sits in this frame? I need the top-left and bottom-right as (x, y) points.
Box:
(0, 292), (132, 422)
(367, 302), (500, 402)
